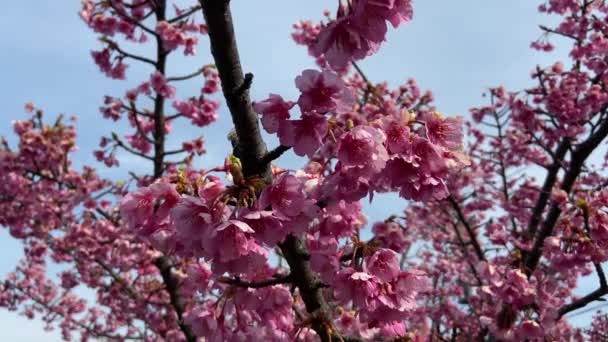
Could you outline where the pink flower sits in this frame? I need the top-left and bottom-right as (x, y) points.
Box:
(365, 249), (401, 282)
(386, 137), (450, 201)
(295, 69), (353, 114)
(120, 183), (180, 236)
(551, 189), (568, 204)
(172, 98), (219, 127)
(241, 209), (289, 246)
(150, 71), (176, 98)
(211, 243), (268, 275)
(372, 221), (409, 253)
(412, 138), (447, 175)
(156, 21), (199, 55)
(591, 211), (608, 242)
(91, 49), (128, 80)
(312, 4), (382, 70)
(382, 116), (412, 155)
(376, 321), (407, 339)
(366, 0), (414, 28)
(337, 125), (388, 173)
(308, 235), (340, 283)
(422, 112), (464, 150)
(184, 306), (225, 341)
(171, 195), (214, 255)
(321, 168), (371, 203)
(518, 320), (542, 339)
(258, 173), (308, 217)
(181, 263), (213, 296)
(311, 0), (412, 70)
(198, 219), (269, 275)
(126, 134), (151, 154)
(334, 268), (380, 309)
(496, 269), (536, 307)
(252, 94), (294, 133)
(278, 112), (328, 158)
(312, 17), (371, 71)
(318, 200), (367, 237)
(398, 174), (449, 202)
(375, 270), (428, 316)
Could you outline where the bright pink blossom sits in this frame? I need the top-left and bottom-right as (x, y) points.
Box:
(365, 248), (400, 282)
(278, 112), (328, 158)
(259, 173), (310, 217)
(120, 183), (180, 236)
(253, 94), (294, 133)
(422, 112), (464, 150)
(337, 125), (388, 173)
(150, 71), (176, 98)
(295, 69), (354, 114)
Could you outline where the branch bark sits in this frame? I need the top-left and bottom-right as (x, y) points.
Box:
(199, 0), (270, 180)
(149, 2), (196, 341)
(198, 2), (337, 341)
(525, 139), (570, 237)
(558, 262), (608, 317)
(447, 196), (486, 262)
(524, 118), (608, 274)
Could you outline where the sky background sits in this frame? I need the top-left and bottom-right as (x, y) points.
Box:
(0, 1), (603, 340)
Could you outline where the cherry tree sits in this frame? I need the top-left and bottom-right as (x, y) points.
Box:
(1, 0), (607, 341)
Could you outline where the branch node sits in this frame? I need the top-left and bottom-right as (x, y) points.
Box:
(239, 72), (254, 93)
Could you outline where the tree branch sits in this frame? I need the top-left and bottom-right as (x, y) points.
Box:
(105, 39), (157, 67)
(154, 256), (195, 341)
(148, 3), (195, 341)
(447, 196), (486, 262)
(167, 67), (204, 82)
(199, 0), (270, 180)
(168, 5), (202, 24)
(198, 3), (335, 341)
(262, 145), (291, 164)
(108, 1), (157, 37)
(524, 118), (608, 274)
(525, 139), (570, 237)
(219, 274), (292, 288)
(558, 263), (608, 317)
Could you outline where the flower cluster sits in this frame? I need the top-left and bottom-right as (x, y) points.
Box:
(4, 0), (608, 341)
(311, 0), (413, 70)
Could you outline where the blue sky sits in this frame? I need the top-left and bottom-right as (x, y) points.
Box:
(0, 1), (600, 340)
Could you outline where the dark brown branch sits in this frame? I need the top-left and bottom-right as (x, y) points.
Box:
(105, 39), (157, 67)
(220, 274), (292, 288)
(121, 104), (153, 118)
(539, 25), (578, 40)
(150, 3), (195, 341)
(447, 196), (486, 262)
(558, 263), (608, 317)
(525, 139), (570, 237)
(490, 108), (518, 233)
(166, 112), (184, 121)
(197, 3), (367, 341)
(199, 0), (270, 180)
(167, 67), (204, 82)
(351, 61), (371, 85)
(278, 235), (333, 342)
(164, 148), (186, 156)
(262, 145), (291, 164)
(112, 133), (154, 160)
(449, 220), (483, 286)
(129, 105), (156, 144)
(108, 1), (157, 37)
(95, 258), (139, 299)
(524, 118), (608, 274)
(155, 256), (194, 341)
(10, 285), (143, 340)
(168, 5), (202, 23)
